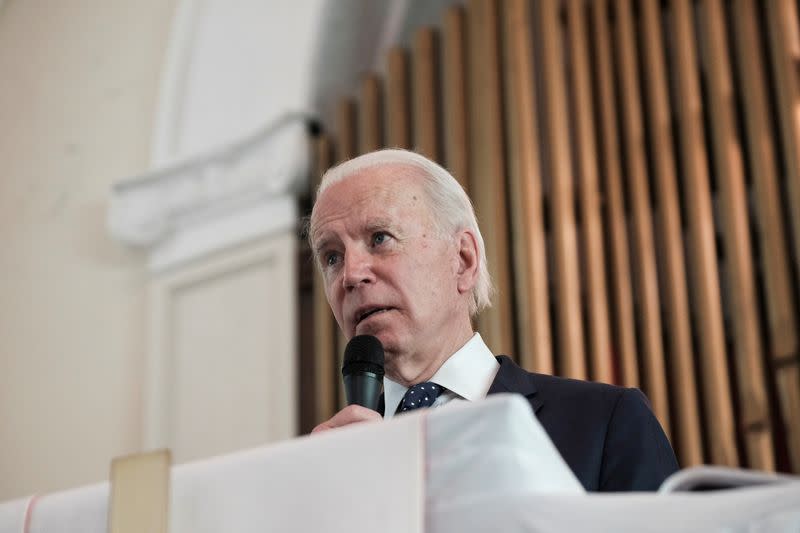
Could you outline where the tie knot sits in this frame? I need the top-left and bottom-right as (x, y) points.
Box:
(398, 382), (443, 413)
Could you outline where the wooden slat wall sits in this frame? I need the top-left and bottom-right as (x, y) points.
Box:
(764, 0), (800, 472)
(613, 0), (670, 434)
(638, 0), (703, 467)
(697, 0), (774, 471)
(566, 0), (613, 384)
(765, 0), (800, 287)
(590, 0), (640, 389)
(442, 7), (469, 191)
(501, 0), (553, 374)
(358, 75), (383, 153)
(412, 28), (441, 160)
(307, 0), (800, 474)
(669, 0), (738, 467)
(386, 48), (411, 149)
(535, 0), (586, 379)
(466, 0), (515, 357)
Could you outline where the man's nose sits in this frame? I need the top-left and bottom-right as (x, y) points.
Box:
(342, 248), (375, 289)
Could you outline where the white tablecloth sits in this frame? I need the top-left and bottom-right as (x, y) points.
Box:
(2, 394), (799, 533)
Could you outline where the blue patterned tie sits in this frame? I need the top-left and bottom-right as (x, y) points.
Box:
(397, 382), (443, 413)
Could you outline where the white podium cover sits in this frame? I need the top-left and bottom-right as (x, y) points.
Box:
(2, 394), (799, 533)
(0, 498), (31, 533)
(432, 482), (800, 532)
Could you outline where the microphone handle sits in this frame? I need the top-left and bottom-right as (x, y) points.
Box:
(343, 372), (382, 411)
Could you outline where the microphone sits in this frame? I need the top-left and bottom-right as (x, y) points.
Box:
(342, 335), (385, 411)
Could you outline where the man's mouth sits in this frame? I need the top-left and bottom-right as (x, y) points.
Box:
(355, 307), (395, 326)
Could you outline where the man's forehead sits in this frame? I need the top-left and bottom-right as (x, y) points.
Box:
(310, 166), (426, 233)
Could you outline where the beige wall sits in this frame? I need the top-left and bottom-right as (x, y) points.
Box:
(0, 0), (176, 499)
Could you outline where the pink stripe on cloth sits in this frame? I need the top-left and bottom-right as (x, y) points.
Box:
(22, 495), (39, 533)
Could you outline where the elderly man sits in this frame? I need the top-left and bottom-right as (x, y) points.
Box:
(308, 148), (678, 491)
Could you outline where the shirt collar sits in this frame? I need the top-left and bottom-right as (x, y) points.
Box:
(383, 333), (499, 418)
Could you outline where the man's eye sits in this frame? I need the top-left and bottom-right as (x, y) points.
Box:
(372, 232), (390, 246)
(325, 252), (340, 266)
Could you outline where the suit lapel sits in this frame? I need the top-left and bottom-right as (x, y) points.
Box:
(488, 355), (544, 414)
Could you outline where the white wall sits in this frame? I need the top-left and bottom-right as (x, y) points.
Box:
(0, 0), (176, 500)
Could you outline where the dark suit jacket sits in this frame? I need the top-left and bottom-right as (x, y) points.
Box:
(487, 355), (679, 491)
(380, 355), (679, 492)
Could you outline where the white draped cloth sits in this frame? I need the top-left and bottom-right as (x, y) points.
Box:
(2, 395), (799, 533)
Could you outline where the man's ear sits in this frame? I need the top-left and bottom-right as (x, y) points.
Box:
(455, 229), (480, 295)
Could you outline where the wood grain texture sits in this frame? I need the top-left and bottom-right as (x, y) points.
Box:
(442, 6), (470, 191)
(386, 47), (411, 149)
(589, 0), (639, 388)
(762, 0), (800, 473)
(413, 27), (440, 160)
(669, 0), (738, 467)
(535, 0), (586, 379)
(639, 0), (704, 467)
(502, 0), (553, 374)
(467, 0), (515, 357)
(613, 0), (670, 435)
(698, 0), (774, 471)
(765, 0), (800, 298)
(358, 74), (383, 153)
(567, 0), (613, 384)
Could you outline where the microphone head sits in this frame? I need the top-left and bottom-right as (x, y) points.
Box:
(342, 335), (385, 378)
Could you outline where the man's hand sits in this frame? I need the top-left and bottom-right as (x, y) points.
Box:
(311, 404), (382, 433)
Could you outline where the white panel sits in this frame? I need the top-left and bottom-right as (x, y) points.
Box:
(153, 0), (325, 164)
(146, 232), (296, 463)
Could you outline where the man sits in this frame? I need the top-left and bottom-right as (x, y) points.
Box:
(307, 148), (679, 491)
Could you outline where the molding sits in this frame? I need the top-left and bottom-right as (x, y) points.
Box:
(149, 193), (296, 273)
(108, 114), (311, 270)
(150, 0), (201, 166)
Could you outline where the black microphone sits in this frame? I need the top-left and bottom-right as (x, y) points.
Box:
(342, 335), (385, 411)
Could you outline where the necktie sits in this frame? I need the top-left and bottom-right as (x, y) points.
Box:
(397, 382), (443, 413)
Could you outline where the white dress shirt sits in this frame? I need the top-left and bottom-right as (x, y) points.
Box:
(383, 333), (500, 419)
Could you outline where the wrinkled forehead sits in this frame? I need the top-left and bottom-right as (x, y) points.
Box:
(308, 164), (430, 242)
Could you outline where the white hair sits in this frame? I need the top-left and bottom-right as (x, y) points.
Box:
(310, 148), (493, 316)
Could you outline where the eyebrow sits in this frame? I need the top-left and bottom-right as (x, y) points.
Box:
(363, 217), (394, 233)
(312, 217), (397, 258)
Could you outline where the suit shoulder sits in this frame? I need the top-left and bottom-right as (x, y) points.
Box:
(528, 371), (628, 398)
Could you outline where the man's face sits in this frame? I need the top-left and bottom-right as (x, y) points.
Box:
(310, 165), (466, 367)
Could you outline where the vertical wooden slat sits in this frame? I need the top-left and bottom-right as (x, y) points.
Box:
(567, 0), (613, 384)
(613, 0), (670, 434)
(590, 0), (639, 388)
(358, 74), (383, 153)
(535, 0), (586, 379)
(757, 0), (800, 473)
(734, 0), (800, 398)
(312, 135), (337, 425)
(639, 0), (704, 466)
(502, 0), (553, 374)
(765, 0), (800, 291)
(337, 98), (357, 162)
(442, 6), (470, 191)
(335, 98), (357, 408)
(697, 0), (774, 471)
(413, 27), (440, 160)
(669, 0), (738, 466)
(386, 48), (411, 149)
(467, 0), (515, 357)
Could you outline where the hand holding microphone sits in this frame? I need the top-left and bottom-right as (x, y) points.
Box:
(311, 335), (385, 433)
